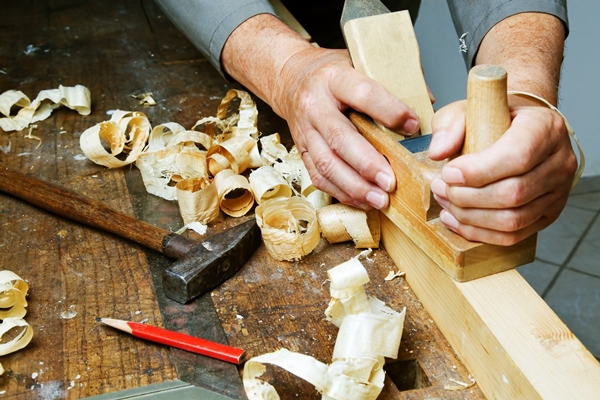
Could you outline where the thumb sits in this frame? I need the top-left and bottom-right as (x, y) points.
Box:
(428, 100), (466, 160)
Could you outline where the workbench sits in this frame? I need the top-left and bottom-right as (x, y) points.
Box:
(0, 1), (488, 398)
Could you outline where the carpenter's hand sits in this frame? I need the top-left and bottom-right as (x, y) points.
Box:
(271, 47), (419, 210)
(428, 100), (577, 245)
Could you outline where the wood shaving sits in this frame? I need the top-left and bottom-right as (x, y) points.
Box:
(131, 92), (156, 106)
(80, 110), (150, 169)
(214, 169), (255, 218)
(243, 256), (406, 399)
(255, 197), (320, 262)
(0, 271), (33, 375)
(79, 89), (376, 257)
(249, 165), (292, 205)
(0, 85), (90, 132)
(175, 177), (219, 225)
(384, 270), (405, 281)
(445, 376), (476, 390)
(317, 204), (380, 248)
(25, 124), (41, 149)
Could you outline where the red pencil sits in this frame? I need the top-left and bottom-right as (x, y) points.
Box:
(97, 317), (245, 364)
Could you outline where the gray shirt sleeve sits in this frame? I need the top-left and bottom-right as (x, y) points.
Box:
(447, 0), (569, 69)
(155, 0), (277, 74)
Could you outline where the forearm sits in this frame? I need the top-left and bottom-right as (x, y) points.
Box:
(475, 13), (565, 106)
(221, 14), (313, 115)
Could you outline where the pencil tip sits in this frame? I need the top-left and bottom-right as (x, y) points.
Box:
(96, 317), (102, 322)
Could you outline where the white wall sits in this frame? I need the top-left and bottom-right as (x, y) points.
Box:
(414, 1), (599, 177)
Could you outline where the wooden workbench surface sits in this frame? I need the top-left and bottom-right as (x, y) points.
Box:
(0, 1), (485, 398)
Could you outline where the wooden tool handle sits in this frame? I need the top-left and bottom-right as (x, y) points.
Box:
(0, 167), (172, 255)
(463, 64), (511, 154)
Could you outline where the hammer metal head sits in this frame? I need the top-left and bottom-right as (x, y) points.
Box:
(162, 219), (262, 304)
(340, 0), (391, 29)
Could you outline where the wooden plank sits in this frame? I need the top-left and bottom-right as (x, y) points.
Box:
(268, 0), (312, 42)
(343, 11), (434, 137)
(381, 214), (600, 399)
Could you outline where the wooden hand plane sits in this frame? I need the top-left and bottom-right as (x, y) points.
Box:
(341, 2), (536, 282)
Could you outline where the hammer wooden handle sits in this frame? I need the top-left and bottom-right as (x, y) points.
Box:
(463, 64), (511, 154)
(0, 167), (187, 257)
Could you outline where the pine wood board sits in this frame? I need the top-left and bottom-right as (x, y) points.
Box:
(381, 214), (600, 399)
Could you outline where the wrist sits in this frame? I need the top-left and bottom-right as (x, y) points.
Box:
(221, 14), (313, 110)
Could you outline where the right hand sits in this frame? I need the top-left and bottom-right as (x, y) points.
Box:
(270, 46), (420, 209)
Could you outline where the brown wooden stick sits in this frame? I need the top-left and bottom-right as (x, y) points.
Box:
(463, 64), (511, 154)
(0, 167), (189, 257)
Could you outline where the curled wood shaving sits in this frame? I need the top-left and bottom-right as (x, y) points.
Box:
(300, 161), (332, 209)
(0, 85), (90, 132)
(243, 256), (405, 399)
(0, 318), (33, 374)
(146, 122), (188, 152)
(0, 270), (29, 319)
(216, 89), (259, 140)
(317, 204), (380, 248)
(255, 196), (320, 261)
(175, 177), (219, 225)
(259, 133), (289, 166)
(214, 169), (255, 217)
(208, 135), (259, 176)
(260, 134), (331, 209)
(0, 271), (33, 375)
(80, 110), (150, 168)
(248, 166), (292, 205)
(25, 124), (41, 149)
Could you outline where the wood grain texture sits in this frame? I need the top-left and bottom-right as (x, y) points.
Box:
(268, 0), (312, 42)
(350, 112), (537, 281)
(381, 214), (600, 399)
(214, 240), (485, 399)
(0, 1), (486, 398)
(0, 168), (171, 254)
(464, 65), (511, 154)
(343, 10), (434, 137)
(0, 0), (232, 397)
(344, 13), (536, 281)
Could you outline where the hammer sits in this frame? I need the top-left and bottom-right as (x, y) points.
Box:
(0, 167), (262, 304)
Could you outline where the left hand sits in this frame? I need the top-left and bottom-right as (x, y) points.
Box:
(428, 99), (577, 246)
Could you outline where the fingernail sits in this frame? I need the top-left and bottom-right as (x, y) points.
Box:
(430, 177), (447, 197)
(442, 167), (465, 185)
(366, 191), (387, 209)
(440, 210), (459, 230)
(375, 172), (394, 192)
(428, 130), (447, 155)
(433, 194), (449, 209)
(403, 118), (419, 135)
